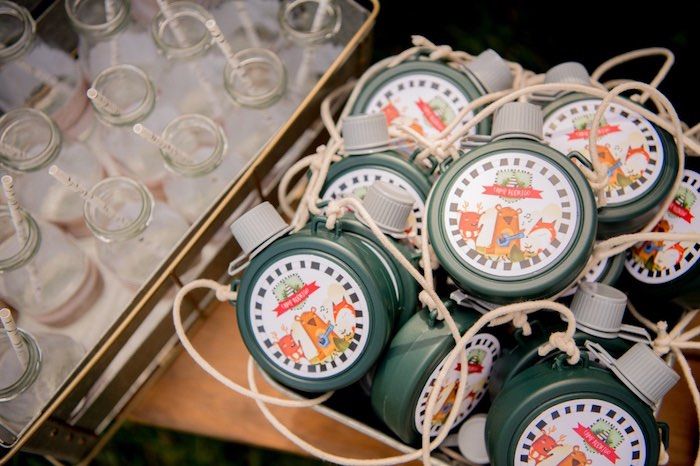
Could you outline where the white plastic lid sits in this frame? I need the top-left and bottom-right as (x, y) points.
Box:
(571, 282), (627, 338)
(361, 181), (414, 234)
(341, 113), (390, 154)
(613, 343), (680, 407)
(457, 414), (489, 465)
(544, 62), (591, 86)
(229, 202), (290, 256)
(465, 49), (513, 93)
(491, 102), (543, 140)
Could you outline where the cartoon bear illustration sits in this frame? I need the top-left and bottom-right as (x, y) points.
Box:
(557, 445), (592, 466)
(484, 205), (523, 258)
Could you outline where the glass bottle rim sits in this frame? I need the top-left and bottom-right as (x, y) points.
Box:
(161, 113), (227, 177)
(0, 207), (40, 272)
(0, 0), (37, 64)
(278, 0), (341, 45)
(90, 64), (156, 126)
(64, 0), (130, 38)
(0, 108), (62, 172)
(83, 176), (154, 242)
(0, 328), (42, 402)
(150, 1), (214, 61)
(224, 48), (287, 109)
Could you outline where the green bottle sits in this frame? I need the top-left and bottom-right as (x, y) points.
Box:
(370, 301), (501, 445)
(427, 102), (597, 303)
(489, 282), (648, 399)
(540, 62), (679, 238)
(351, 49), (514, 140)
(485, 342), (678, 465)
(230, 202), (399, 392)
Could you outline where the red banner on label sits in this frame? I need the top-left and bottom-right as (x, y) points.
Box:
(416, 99), (447, 132)
(454, 363), (485, 374)
(573, 424), (620, 464)
(567, 125), (622, 140)
(482, 185), (542, 199)
(274, 282), (320, 316)
(669, 201), (695, 223)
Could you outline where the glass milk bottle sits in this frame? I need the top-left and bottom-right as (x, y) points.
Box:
(160, 114), (244, 223)
(150, 2), (232, 123)
(277, 0), (341, 94)
(0, 326), (83, 435)
(64, 0), (166, 82)
(0, 1), (86, 132)
(83, 176), (188, 287)
(211, 0), (280, 50)
(0, 108), (103, 236)
(89, 64), (176, 192)
(0, 208), (101, 326)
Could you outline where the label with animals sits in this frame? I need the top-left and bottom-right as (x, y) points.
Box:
(543, 99), (665, 205)
(414, 334), (500, 436)
(515, 398), (646, 465)
(322, 167), (425, 237)
(442, 151), (579, 278)
(363, 71), (476, 142)
(249, 254), (369, 378)
(625, 169), (700, 284)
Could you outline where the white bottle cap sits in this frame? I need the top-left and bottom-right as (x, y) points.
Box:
(457, 414), (489, 465)
(571, 282), (627, 338)
(491, 102), (543, 140)
(544, 62), (591, 86)
(341, 113), (390, 154)
(613, 343), (679, 407)
(230, 202), (290, 256)
(362, 181), (414, 234)
(465, 49), (513, 93)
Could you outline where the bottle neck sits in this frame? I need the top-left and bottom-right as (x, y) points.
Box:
(151, 2), (213, 61)
(161, 114), (226, 177)
(65, 0), (130, 40)
(0, 1), (36, 64)
(83, 176), (154, 242)
(0, 328), (42, 402)
(90, 64), (155, 126)
(278, 0), (341, 45)
(0, 207), (41, 272)
(0, 108), (62, 172)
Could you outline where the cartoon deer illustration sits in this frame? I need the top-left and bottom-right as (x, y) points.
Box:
(271, 326), (305, 362)
(458, 202), (483, 241)
(529, 426), (566, 465)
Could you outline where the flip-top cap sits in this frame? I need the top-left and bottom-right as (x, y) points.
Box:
(613, 343), (679, 407)
(465, 49), (513, 93)
(362, 181), (414, 234)
(571, 282), (627, 338)
(342, 113), (390, 154)
(545, 62), (591, 86)
(491, 102), (543, 140)
(457, 414), (489, 465)
(230, 202), (290, 255)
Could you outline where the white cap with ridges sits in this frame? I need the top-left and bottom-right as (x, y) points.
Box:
(361, 181), (414, 234)
(457, 414), (489, 465)
(230, 202), (290, 256)
(544, 62), (591, 86)
(571, 282), (627, 338)
(464, 49), (513, 93)
(341, 113), (390, 154)
(612, 343), (679, 407)
(491, 102), (543, 141)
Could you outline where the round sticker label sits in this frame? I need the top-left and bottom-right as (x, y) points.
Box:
(414, 334), (500, 436)
(249, 254), (370, 378)
(322, 167), (425, 237)
(442, 151), (580, 278)
(625, 169), (700, 284)
(515, 398), (646, 465)
(544, 99), (665, 205)
(363, 71), (476, 142)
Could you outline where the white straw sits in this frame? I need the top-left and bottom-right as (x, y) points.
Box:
(132, 123), (194, 163)
(87, 87), (123, 115)
(0, 308), (29, 370)
(48, 165), (126, 223)
(1, 176), (42, 301)
(293, 0), (330, 92)
(233, 0), (261, 48)
(205, 19), (239, 68)
(14, 60), (74, 97)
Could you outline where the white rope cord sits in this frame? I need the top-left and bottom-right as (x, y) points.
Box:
(627, 303), (700, 466)
(591, 48), (674, 104)
(171, 279), (334, 407)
